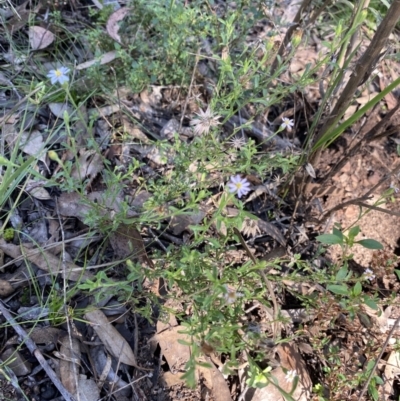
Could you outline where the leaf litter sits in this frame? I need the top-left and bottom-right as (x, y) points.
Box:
(1, 1), (400, 401)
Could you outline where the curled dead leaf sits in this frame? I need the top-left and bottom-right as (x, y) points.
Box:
(76, 51), (118, 70)
(29, 26), (55, 50)
(106, 7), (130, 44)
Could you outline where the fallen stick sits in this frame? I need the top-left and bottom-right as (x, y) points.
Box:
(0, 301), (77, 401)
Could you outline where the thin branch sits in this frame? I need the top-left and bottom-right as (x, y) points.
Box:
(357, 316), (400, 400)
(354, 201), (400, 218)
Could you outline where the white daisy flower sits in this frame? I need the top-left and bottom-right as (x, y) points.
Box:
(390, 183), (399, 193)
(47, 67), (70, 85)
(240, 217), (261, 237)
(222, 284), (244, 304)
(364, 268), (375, 281)
(280, 117), (294, 130)
(227, 175), (251, 198)
(190, 106), (221, 135)
(284, 369), (297, 383)
(228, 135), (246, 149)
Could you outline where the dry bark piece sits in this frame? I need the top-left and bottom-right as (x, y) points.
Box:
(29, 26), (55, 50)
(106, 7), (130, 44)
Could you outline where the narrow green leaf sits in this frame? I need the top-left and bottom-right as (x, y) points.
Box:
(348, 226), (360, 240)
(353, 281), (362, 296)
(312, 75), (400, 151)
(316, 234), (343, 245)
(332, 227), (344, 241)
(327, 284), (349, 295)
(356, 239), (383, 250)
(335, 266), (348, 281)
(363, 296), (379, 310)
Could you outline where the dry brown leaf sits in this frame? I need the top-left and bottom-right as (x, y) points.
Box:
(57, 191), (140, 220)
(84, 309), (139, 368)
(109, 223), (148, 261)
(106, 7), (130, 44)
(380, 76), (398, 110)
(28, 186), (51, 200)
(0, 279), (15, 297)
(6, 1), (42, 33)
(77, 375), (100, 401)
(20, 130), (47, 163)
(154, 325), (191, 374)
(25, 179), (51, 200)
(59, 335), (81, 397)
(343, 104), (358, 121)
(29, 26), (55, 50)
(6, 327), (61, 347)
(0, 238), (93, 282)
(76, 51), (118, 70)
(161, 371), (186, 387)
(49, 103), (73, 119)
(383, 351), (400, 396)
(210, 364), (233, 401)
(251, 343), (312, 401)
(122, 117), (150, 143)
(169, 209), (207, 236)
(1, 347), (31, 376)
(88, 104), (120, 119)
(71, 149), (103, 181)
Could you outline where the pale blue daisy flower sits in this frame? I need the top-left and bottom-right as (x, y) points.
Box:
(227, 175), (251, 198)
(47, 67), (70, 85)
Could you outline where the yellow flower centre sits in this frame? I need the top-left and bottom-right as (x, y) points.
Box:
(55, 70), (62, 77)
(235, 182), (243, 190)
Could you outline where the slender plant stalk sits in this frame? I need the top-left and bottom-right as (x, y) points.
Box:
(309, 0), (400, 165)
